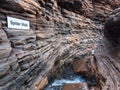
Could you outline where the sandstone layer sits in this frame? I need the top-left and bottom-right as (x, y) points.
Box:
(91, 8), (120, 90)
(0, 0), (120, 90)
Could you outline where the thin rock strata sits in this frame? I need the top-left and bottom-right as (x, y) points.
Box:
(0, 0), (120, 90)
(89, 8), (120, 90)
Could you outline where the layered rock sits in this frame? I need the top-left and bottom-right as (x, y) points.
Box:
(72, 8), (120, 90)
(0, 0), (119, 90)
(90, 8), (120, 90)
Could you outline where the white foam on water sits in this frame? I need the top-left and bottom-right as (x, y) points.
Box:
(50, 76), (85, 87)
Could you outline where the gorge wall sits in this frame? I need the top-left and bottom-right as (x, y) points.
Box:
(0, 0), (120, 90)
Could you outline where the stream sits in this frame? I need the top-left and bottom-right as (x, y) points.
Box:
(44, 75), (85, 90)
(44, 65), (96, 90)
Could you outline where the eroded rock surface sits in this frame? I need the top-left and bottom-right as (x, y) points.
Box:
(0, 0), (120, 90)
(62, 83), (88, 90)
(90, 8), (120, 90)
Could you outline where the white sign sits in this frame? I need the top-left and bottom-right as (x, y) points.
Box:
(7, 16), (30, 30)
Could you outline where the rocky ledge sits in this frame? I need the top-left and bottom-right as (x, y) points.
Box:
(0, 0), (120, 90)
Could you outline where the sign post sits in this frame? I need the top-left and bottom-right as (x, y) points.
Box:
(7, 16), (30, 30)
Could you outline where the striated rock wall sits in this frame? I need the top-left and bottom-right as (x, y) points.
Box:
(0, 0), (119, 90)
(91, 8), (120, 90)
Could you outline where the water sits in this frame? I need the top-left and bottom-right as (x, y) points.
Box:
(51, 76), (85, 86)
(44, 76), (85, 90)
(44, 66), (96, 90)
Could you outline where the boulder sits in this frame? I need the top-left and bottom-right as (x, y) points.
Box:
(62, 83), (88, 90)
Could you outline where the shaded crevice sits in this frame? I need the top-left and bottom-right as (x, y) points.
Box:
(44, 62), (98, 90)
(57, 0), (82, 14)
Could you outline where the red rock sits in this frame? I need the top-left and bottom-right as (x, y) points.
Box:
(0, 0), (119, 90)
(73, 59), (88, 73)
(62, 83), (88, 90)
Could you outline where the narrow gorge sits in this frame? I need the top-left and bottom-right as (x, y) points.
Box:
(0, 0), (120, 90)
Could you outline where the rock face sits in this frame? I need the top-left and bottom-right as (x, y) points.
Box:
(0, 0), (119, 90)
(89, 8), (120, 90)
(62, 83), (88, 90)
